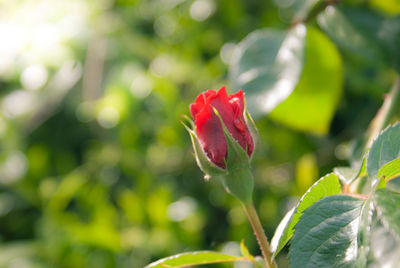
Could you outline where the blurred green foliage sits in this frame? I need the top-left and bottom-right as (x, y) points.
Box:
(0, 0), (398, 267)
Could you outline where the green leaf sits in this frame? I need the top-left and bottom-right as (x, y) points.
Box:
(367, 123), (400, 181)
(318, 5), (385, 63)
(145, 251), (248, 268)
(289, 195), (364, 267)
(229, 24), (306, 117)
(269, 26), (343, 135)
(270, 173), (341, 257)
(375, 188), (400, 238)
(377, 158), (400, 182)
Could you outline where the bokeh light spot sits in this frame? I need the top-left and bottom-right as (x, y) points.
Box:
(0, 151), (28, 185)
(190, 0), (216, 21)
(150, 54), (173, 77)
(97, 107), (120, 129)
(220, 42), (236, 64)
(154, 15), (176, 37)
(20, 64), (48, 91)
(130, 75), (153, 98)
(167, 197), (197, 222)
(2, 90), (35, 119)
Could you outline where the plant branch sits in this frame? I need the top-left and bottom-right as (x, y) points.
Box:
(366, 75), (400, 148)
(242, 201), (277, 268)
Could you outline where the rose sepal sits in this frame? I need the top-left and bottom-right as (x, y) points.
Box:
(212, 107), (254, 204)
(181, 115), (227, 180)
(244, 106), (260, 160)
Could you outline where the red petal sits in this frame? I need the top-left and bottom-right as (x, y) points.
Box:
(202, 89), (217, 102)
(228, 90), (244, 111)
(195, 105), (227, 168)
(190, 90), (216, 119)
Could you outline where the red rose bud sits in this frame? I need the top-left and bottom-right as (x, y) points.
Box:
(189, 87), (255, 169)
(182, 86), (258, 202)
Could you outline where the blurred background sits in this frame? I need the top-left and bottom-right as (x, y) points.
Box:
(0, 0), (398, 267)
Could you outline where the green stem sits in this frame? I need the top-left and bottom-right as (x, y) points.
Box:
(242, 201), (277, 268)
(366, 75), (400, 148)
(381, 76), (400, 128)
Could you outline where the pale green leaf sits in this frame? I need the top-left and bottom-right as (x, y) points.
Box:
(145, 251), (248, 268)
(317, 6), (385, 62)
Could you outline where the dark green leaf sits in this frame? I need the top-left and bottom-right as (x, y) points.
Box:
(271, 173), (341, 256)
(318, 6), (385, 63)
(145, 251), (248, 268)
(230, 24), (306, 117)
(268, 26), (342, 135)
(375, 188), (400, 238)
(289, 195), (364, 267)
(274, 0), (320, 22)
(367, 123), (400, 181)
